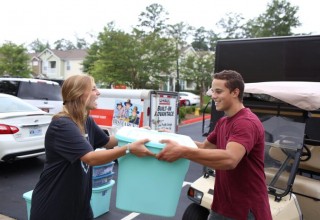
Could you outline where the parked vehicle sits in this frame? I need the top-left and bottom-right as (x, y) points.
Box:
(90, 89), (180, 134)
(0, 77), (62, 114)
(179, 92), (200, 106)
(0, 93), (53, 162)
(214, 35), (320, 83)
(184, 81), (320, 220)
(179, 97), (187, 107)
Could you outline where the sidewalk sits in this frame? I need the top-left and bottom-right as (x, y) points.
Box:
(0, 214), (15, 220)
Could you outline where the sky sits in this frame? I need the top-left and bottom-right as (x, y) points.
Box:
(1, 0), (319, 46)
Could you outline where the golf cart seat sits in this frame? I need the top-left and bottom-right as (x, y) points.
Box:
(265, 167), (320, 200)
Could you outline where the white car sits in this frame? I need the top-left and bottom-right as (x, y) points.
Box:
(179, 92), (200, 106)
(0, 93), (53, 162)
(0, 77), (63, 114)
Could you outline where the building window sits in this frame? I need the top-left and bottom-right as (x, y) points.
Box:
(186, 80), (193, 88)
(50, 61), (56, 68)
(66, 61), (71, 70)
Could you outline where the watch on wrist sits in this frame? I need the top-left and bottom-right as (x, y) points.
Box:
(125, 144), (131, 154)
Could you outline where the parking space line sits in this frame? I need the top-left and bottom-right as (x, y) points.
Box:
(121, 212), (140, 220)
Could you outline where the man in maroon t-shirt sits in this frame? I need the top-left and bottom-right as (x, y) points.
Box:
(157, 70), (272, 220)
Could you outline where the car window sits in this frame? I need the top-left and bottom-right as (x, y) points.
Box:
(0, 81), (19, 96)
(18, 82), (62, 101)
(0, 96), (40, 113)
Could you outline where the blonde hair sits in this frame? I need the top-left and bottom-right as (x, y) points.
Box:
(54, 74), (95, 134)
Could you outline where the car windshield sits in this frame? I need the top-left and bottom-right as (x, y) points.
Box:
(263, 115), (306, 199)
(18, 81), (62, 101)
(0, 96), (40, 113)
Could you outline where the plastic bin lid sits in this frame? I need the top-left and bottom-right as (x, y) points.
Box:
(92, 172), (114, 180)
(93, 161), (115, 168)
(115, 126), (197, 149)
(92, 180), (115, 192)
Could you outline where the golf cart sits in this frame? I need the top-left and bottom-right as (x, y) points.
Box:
(183, 81), (320, 220)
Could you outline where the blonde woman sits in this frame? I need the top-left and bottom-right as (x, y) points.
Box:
(30, 75), (154, 220)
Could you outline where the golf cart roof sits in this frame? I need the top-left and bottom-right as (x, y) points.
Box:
(244, 81), (320, 111)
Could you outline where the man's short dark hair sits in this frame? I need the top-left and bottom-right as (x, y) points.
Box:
(213, 70), (245, 101)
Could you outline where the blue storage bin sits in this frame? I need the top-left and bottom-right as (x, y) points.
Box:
(23, 180), (115, 219)
(92, 162), (115, 178)
(115, 126), (197, 217)
(91, 180), (115, 218)
(23, 190), (33, 220)
(92, 172), (114, 188)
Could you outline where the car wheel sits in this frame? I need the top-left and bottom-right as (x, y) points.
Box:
(185, 100), (191, 106)
(182, 203), (209, 220)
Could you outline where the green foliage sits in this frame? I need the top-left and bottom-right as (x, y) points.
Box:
(0, 42), (31, 77)
(180, 53), (214, 106)
(137, 3), (169, 35)
(200, 104), (212, 114)
(203, 95), (211, 105)
(185, 106), (194, 114)
(28, 39), (50, 53)
(244, 0), (301, 37)
(83, 16), (176, 89)
(1, 1), (302, 90)
(179, 106), (186, 121)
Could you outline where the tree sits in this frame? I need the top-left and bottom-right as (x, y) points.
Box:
(216, 12), (246, 39)
(137, 3), (169, 35)
(83, 23), (175, 89)
(53, 38), (76, 50)
(0, 42), (31, 77)
(28, 39), (50, 53)
(191, 27), (210, 51)
(75, 37), (89, 49)
(180, 52), (214, 106)
(207, 30), (220, 52)
(244, 0), (301, 37)
(167, 22), (193, 91)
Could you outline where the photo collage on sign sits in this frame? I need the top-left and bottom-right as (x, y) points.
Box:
(113, 99), (142, 127)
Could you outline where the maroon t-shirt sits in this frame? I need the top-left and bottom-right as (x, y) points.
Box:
(207, 108), (272, 220)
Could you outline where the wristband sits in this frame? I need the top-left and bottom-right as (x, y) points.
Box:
(126, 144), (131, 154)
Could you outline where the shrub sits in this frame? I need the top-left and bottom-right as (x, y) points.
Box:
(185, 106), (194, 114)
(200, 101), (212, 114)
(179, 106), (187, 121)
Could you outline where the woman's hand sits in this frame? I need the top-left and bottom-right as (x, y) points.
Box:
(130, 138), (156, 157)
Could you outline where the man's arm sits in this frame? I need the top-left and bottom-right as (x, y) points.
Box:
(194, 139), (217, 149)
(157, 140), (246, 170)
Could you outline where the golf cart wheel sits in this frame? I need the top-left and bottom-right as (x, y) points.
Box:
(182, 203), (209, 220)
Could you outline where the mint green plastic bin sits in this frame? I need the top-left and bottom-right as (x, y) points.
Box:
(23, 180), (115, 219)
(115, 126), (196, 217)
(91, 180), (115, 218)
(23, 190), (33, 220)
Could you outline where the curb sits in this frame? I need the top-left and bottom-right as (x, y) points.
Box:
(180, 114), (211, 125)
(0, 214), (15, 220)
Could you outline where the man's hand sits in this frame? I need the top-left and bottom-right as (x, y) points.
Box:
(156, 139), (183, 162)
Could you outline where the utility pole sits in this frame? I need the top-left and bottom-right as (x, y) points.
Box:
(176, 58), (180, 92)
